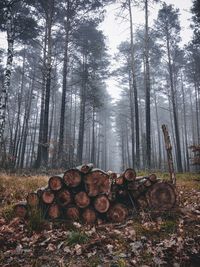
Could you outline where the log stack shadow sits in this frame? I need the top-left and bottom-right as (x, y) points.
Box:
(14, 163), (177, 224)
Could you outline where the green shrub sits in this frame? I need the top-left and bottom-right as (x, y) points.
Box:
(67, 231), (89, 246)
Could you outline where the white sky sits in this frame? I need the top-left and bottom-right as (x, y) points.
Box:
(100, 0), (193, 100)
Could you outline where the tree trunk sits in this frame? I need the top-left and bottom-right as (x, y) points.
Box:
(153, 89), (161, 169)
(181, 73), (190, 171)
(90, 107), (96, 164)
(144, 0), (151, 170)
(166, 33), (182, 172)
(19, 69), (35, 168)
(58, 13), (70, 161)
(12, 48), (26, 166)
(128, 0), (140, 169)
(0, 4), (14, 144)
(35, 19), (48, 168)
(42, 3), (54, 166)
(77, 55), (87, 164)
(128, 65), (135, 168)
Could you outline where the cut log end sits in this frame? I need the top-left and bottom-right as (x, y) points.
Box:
(14, 203), (27, 219)
(146, 182), (177, 211)
(27, 192), (39, 207)
(149, 174), (157, 183)
(48, 204), (60, 219)
(85, 170), (110, 196)
(116, 176), (124, 185)
(48, 176), (63, 191)
(63, 169), (82, 187)
(123, 168), (136, 181)
(66, 206), (80, 221)
(57, 190), (71, 206)
(82, 208), (96, 224)
(107, 203), (128, 223)
(94, 195), (110, 213)
(75, 192), (90, 208)
(41, 190), (55, 204)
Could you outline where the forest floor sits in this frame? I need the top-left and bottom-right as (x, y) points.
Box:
(0, 172), (200, 267)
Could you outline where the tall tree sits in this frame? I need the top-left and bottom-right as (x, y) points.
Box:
(144, 0), (151, 169)
(74, 21), (109, 165)
(128, 0), (140, 169)
(155, 3), (183, 172)
(0, 0), (38, 144)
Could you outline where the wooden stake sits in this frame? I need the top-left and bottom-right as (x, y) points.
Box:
(162, 124), (176, 185)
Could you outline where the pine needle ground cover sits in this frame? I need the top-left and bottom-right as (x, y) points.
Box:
(0, 172), (199, 266)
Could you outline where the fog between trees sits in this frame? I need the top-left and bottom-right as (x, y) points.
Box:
(0, 0), (199, 172)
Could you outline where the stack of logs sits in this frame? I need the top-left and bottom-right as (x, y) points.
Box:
(14, 164), (177, 224)
(189, 145), (200, 166)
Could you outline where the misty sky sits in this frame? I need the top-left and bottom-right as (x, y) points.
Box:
(0, 0), (193, 100)
(100, 0), (193, 100)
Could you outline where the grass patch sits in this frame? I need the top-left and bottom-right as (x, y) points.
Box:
(67, 230), (89, 246)
(1, 203), (15, 221)
(161, 219), (177, 233)
(87, 255), (101, 267)
(116, 259), (127, 267)
(27, 208), (46, 232)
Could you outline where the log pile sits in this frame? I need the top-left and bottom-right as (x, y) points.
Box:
(14, 164), (177, 224)
(189, 145), (200, 166)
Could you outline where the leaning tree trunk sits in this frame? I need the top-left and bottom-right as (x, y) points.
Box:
(0, 5), (14, 145)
